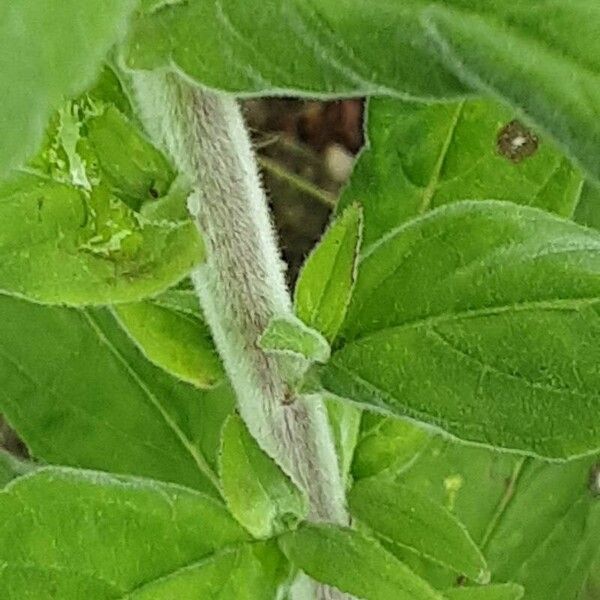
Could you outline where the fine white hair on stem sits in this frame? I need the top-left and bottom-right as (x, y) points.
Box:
(131, 70), (349, 532)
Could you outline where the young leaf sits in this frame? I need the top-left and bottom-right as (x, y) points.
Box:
(279, 524), (443, 600)
(125, 1), (600, 181)
(114, 291), (224, 389)
(0, 174), (203, 306)
(259, 315), (331, 364)
(0, 467), (274, 598)
(220, 414), (308, 538)
(339, 98), (582, 251)
(349, 477), (489, 583)
(352, 414), (431, 480)
(321, 201), (600, 459)
(294, 204), (362, 342)
(0, 295), (234, 496)
(443, 584), (524, 600)
(325, 395), (362, 487)
(0, 0), (136, 174)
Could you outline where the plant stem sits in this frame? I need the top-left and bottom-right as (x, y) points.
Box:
(132, 71), (348, 527)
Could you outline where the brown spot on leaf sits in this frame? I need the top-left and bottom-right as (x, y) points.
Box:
(496, 120), (539, 163)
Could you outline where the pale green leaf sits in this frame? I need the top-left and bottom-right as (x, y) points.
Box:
(339, 98), (582, 251)
(220, 414), (308, 538)
(125, 1), (600, 180)
(0, 1), (136, 174)
(349, 476), (489, 583)
(0, 295), (234, 496)
(352, 414), (430, 480)
(279, 524), (443, 600)
(321, 201), (600, 459)
(325, 395), (362, 487)
(115, 290), (224, 389)
(259, 316), (331, 364)
(0, 467), (268, 599)
(443, 584), (524, 600)
(0, 174), (202, 305)
(294, 204), (362, 342)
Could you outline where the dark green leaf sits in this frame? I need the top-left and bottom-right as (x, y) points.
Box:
(322, 201), (600, 458)
(279, 524), (443, 600)
(294, 204), (363, 343)
(0, 295), (234, 496)
(220, 414), (308, 538)
(349, 476), (489, 583)
(339, 98), (582, 251)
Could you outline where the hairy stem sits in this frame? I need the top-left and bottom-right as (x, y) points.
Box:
(132, 72), (348, 531)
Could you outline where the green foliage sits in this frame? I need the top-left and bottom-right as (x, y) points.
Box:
(443, 584), (524, 600)
(125, 0), (600, 181)
(259, 315), (331, 363)
(279, 524), (443, 600)
(220, 414), (308, 538)
(349, 476), (489, 583)
(115, 290), (224, 388)
(0, 296), (232, 496)
(0, 1), (136, 175)
(321, 201), (600, 459)
(339, 98), (582, 251)
(294, 204), (362, 342)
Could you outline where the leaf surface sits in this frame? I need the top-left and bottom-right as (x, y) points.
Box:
(0, 1), (136, 174)
(294, 204), (362, 343)
(349, 477), (489, 583)
(339, 98), (582, 251)
(0, 296), (233, 496)
(321, 201), (600, 458)
(0, 468), (288, 599)
(443, 584), (524, 600)
(279, 524), (443, 600)
(220, 414), (308, 538)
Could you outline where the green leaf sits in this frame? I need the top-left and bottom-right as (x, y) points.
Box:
(339, 98), (583, 251)
(219, 414), (308, 538)
(125, 1), (600, 181)
(279, 524), (443, 600)
(483, 456), (600, 600)
(325, 396), (362, 487)
(259, 316), (331, 364)
(0, 467), (288, 599)
(443, 584), (524, 600)
(574, 182), (600, 231)
(389, 425), (600, 598)
(0, 295), (234, 496)
(0, 450), (34, 488)
(115, 290), (224, 388)
(349, 476), (489, 583)
(85, 105), (175, 207)
(0, 1), (136, 174)
(321, 200), (600, 459)
(352, 414), (430, 480)
(0, 174), (203, 305)
(294, 204), (363, 342)
(422, 3), (600, 181)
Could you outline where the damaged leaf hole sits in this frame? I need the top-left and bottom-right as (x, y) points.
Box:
(496, 119), (539, 163)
